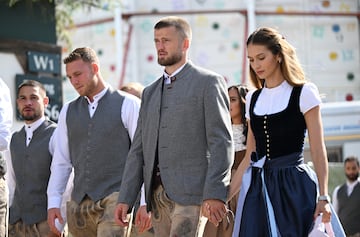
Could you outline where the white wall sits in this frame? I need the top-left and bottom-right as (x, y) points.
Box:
(1, 0), (359, 134)
(60, 0), (360, 103)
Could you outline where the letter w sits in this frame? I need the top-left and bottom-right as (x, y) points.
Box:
(33, 55), (49, 70)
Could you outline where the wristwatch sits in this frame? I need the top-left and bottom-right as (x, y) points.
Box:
(318, 195), (331, 203)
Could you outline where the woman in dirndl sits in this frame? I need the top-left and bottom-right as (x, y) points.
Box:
(228, 27), (331, 237)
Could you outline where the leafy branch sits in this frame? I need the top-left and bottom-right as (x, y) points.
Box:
(6, 0), (121, 47)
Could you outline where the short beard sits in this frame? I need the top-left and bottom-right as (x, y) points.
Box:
(21, 113), (40, 122)
(158, 54), (182, 66)
(346, 172), (359, 182)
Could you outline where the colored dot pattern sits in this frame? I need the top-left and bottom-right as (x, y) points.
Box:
(64, 1), (359, 103)
(147, 55), (154, 62)
(329, 52), (338, 60)
(345, 93), (353, 101)
(322, 1), (330, 8)
(212, 22), (219, 30)
(347, 72), (354, 81)
(332, 24), (340, 33)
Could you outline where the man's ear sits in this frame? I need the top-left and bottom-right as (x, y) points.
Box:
(91, 63), (99, 73)
(183, 38), (190, 51)
(43, 96), (49, 107)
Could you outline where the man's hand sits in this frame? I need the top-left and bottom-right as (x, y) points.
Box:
(47, 208), (63, 237)
(134, 205), (152, 233)
(201, 199), (227, 227)
(114, 203), (130, 226)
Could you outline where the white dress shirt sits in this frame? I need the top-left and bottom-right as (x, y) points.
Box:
(0, 78), (13, 152)
(47, 87), (141, 209)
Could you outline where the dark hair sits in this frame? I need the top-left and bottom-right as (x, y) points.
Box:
(63, 47), (99, 65)
(154, 16), (192, 42)
(344, 156), (359, 167)
(228, 84), (249, 146)
(246, 27), (306, 89)
(17, 80), (46, 96)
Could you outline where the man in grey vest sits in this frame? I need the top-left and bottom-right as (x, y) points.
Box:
(6, 80), (58, 237)
(332, 156), (360, 237)
(0, 77), (13, 237)
(47, 47), (150, 237)
(114, 16), (233, 237)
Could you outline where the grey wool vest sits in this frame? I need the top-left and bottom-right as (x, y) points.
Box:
(67, 88), (131, 204)
(9, 119), (56, 225)
(337, 182), (360, 235)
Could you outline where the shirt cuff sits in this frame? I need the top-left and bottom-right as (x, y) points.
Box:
(48, 196), (62, 210)
(140, 184), (146, 206)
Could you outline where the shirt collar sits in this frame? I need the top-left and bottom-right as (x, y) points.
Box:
(263, 80), (289, 92)
(347, 178), (360, 187)
(163, 62), (187, 82)
(24, 116), (45, 133)
(85, 86), (108, 105)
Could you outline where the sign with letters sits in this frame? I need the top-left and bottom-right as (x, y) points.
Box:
(15, 74), (62, 122)
(27, 51), (61, 74)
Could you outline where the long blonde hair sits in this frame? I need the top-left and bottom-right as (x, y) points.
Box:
(247, 27), (306, 89)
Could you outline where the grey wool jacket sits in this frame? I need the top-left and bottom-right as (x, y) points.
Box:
(118, 61), (234, 211)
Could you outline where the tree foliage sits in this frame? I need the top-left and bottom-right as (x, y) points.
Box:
(6, 0), (121, 47)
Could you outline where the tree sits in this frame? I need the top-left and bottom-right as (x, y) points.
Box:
(5, 0), (121, 47)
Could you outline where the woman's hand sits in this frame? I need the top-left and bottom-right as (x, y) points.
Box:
(314, 200), (331, 223)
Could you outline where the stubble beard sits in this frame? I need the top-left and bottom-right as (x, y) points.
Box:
(158, 53), (182, 67)
(346, 172), (359, 182)
(21, 112), (40, 122)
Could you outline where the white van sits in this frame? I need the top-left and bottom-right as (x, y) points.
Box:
(304, 101), (360, 162)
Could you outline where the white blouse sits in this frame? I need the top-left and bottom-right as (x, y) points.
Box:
(245, 80), (321, 119)
(232, 124), (246, 152)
